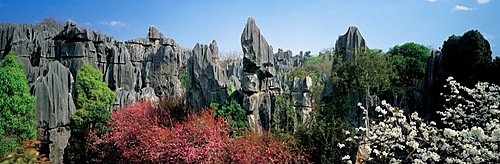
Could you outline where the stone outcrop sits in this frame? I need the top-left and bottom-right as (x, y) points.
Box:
(413, 50), (443, 120)
(187, 40), (229, 110)
(291, 76), (313, 123)
(32, 61), (75, 164)
(334, 26), (366, 61)
(241, 17), (276, 133)
(0, 21), (190, 163)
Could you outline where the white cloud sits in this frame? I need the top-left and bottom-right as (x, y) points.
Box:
(476, 0), (491, 4)
(452, 5), (475, 11)
(83, 22), (92, 26)
(426, 0), (438, 3)
(100, 20), (127, 27)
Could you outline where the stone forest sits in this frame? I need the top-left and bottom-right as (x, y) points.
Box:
(0, 17), (498, 163)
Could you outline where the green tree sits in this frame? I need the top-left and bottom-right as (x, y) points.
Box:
(441, 30), (492, 87)
(333, 48), (394, 100)
(212, 91), (248, 136)
(71, 64), (115, 134)
(66, 64), (115, 163)
(388, 42), (431, 95)
(0, 52), (36, 155)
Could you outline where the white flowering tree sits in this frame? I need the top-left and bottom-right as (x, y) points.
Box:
(342, 77), (499, 163)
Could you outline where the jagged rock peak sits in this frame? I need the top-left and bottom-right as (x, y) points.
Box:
(241, 17), (274, 74)
(147, 25), (164, 40)
(335, 26), (366, 61)
(65, 20), (77, 29)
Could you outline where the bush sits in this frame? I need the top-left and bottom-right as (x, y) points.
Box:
(0, 52), (36, 155)
(212, 91), (248, 136)
(66, 64), (115, 163)
(0, 140), (51, 164)
(345, 77), (499, 163)
(98, 98), (308, 163)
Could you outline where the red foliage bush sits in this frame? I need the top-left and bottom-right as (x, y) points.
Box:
(94, 100), (308, 163)
(229, 131), (308, 163)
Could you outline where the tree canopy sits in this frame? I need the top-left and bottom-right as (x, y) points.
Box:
(0, 52), (36, 155)
(441, 30), (492, 87)
(388, 42), (431, 95)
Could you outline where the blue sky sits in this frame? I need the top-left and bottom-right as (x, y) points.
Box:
(1, 0), (498, 57)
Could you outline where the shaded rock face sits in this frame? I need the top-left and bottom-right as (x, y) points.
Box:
(413, 50), (443, 120)
(187, 40), (229, 110)
(0, 21), (190, 163)
(334, 26), (366, 61)
(241, 17), (276, 133)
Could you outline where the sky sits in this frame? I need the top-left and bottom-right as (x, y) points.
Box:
(1, 0), (499, 57)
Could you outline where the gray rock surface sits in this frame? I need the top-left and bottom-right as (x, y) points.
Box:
(32, 61), (75, 164)
(241, 17), (277, 133)
(335, 26), (366, 61)
(0, 20), (190, 163)
(186, 40), (229, 110)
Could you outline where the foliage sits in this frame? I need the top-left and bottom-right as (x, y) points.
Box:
(272, 93), (298, 135)
(212, 92), (248, 136)
(441, 30), (492, 87)
(332, 48), (393, 96)
(180, 69), (189, 91)
(344, 77), (499, 163)
(0, 52), (36, 155)
(71, 64), (115, 134)
(229, 130), (309, 163)
(38, 17), (64, 31)
(387, 42), (431, 95)
(0, 140), (51, 164)
(297, 98), (353, 164)
(100, 100), (307, 163)
(288, 55), (332, 84)
(66, 64), (115, 163)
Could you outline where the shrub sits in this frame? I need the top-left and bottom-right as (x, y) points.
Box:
(103, 99), (308, 163)
(66, 64), (115, 162)
(212, 91), (248, 136)
(0, 52), (36, 155)
(0, 140), (51, 164)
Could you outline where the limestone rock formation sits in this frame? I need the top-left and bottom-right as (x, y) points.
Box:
(335, 26), (366, 61)
(187, 40), (229, 110)
(413, 50), (443, 120)
(241, 17), (276, 132)
(0, 20), (190, 163)
(32, 61), (75, 164)
(291, 76), (313, 123)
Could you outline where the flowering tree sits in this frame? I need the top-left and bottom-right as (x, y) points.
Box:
(343, 77), (499, 163)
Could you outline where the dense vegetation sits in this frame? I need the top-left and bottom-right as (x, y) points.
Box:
(65, 64), (116, 163)
(0, 52), (36, 156)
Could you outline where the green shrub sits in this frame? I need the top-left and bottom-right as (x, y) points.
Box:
(212, 91), (248, 136)
(0, 52), (36, 155)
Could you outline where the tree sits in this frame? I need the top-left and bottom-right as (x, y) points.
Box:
(38, 17), (65, 31)
(441, 30), (492, 87)
(71, 63), (115, 134)
(388, 42), (431, 96)
(66, 64), (115, 163)
(0, 52), (36, 155)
